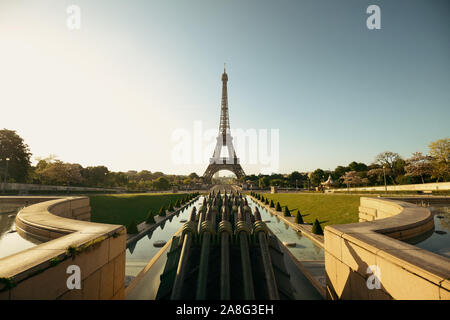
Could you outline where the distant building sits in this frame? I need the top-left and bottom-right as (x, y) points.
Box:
(321, 175), (335, 189)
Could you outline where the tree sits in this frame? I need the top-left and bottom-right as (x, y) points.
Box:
(81, 166), (109, 187)
(158, 206), (166, 217)
(137, 170), (153, 181)
(270, 179), (284, 187)
(310, 169), (325, 187)
(348, 161), (368, 172)
(428, 138), (449, 182)
(333, 166), (349, 186)
(341, 171), (363, 189)
(0, 129), (32, 182)
(258, 176), (270, 188)
(188, 172), (199, 180)
(270, 200), (275, 208)
(374, 151), (402, 184)
(368, 167), (391, 185)
(108, 171), (128, 187)
(153, 176), (170, 190)
(404, 152), (433, 184)
(35, 160), (83, 186)
(288, 171), (304, 188)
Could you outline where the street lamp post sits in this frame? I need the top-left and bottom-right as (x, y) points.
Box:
(2, 157), (10, 194)
(383, 165), (387, 194)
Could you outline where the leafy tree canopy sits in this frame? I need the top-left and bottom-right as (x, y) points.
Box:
(0, 129), (31, 182)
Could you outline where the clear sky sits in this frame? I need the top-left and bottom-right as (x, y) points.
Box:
(1, 0), (449, 175)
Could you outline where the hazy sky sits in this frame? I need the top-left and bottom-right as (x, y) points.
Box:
(1, 0), (449, 175)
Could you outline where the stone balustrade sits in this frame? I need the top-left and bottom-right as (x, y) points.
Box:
(332, 181), (450, 193)
(0, 196), (126, 300)
(325, 197), (450, 300)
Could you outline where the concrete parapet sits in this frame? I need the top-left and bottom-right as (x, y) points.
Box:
(331, 181), (450, 193)
(325, 197), (450, 300)
(0, 196), (126, 300)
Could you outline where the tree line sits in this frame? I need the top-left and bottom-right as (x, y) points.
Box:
(0, 129), (203, 191)
(1, 129), (448, 191)
(243, 138), (449, 189)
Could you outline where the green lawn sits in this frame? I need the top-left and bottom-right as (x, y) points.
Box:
(260, 193), (363, 227)
(89, 193), (190, 226)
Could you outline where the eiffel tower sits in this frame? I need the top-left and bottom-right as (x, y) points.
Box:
(203, 66), (246, 182)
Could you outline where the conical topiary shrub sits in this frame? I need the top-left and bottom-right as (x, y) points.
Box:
(261, 196), (265, 202)
(127, 220), (138, 234)
(168, 203), (174, 212)
(276, 202), (282, 212)
(146, 210), (156, 224)
(283, 205), (291, 217)
(265, 198), (269, 205)
(295, 210), (304, 224)
(270, 200), (274, 208)
(159, 206), (166, 217)
(312, 219), (323, 235)
(175, 199), (180, 207)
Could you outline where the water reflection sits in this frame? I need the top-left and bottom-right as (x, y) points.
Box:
(406, 206), (450, 258)
(125, 197), (204, 278)
(245, 197), (324, 262)
(0, 206), (42, 259)
(124, 195), (325, 283)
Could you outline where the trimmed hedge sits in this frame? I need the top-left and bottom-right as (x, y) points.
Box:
(276, 202), (282, 212)
(312, 219), (323, 235)
(127, 220), (138, 234)
(159, 206), (166, 217)
(295, 210), (304, 224)
(283, 205), (291, 217)
(146, 210), (156, 224)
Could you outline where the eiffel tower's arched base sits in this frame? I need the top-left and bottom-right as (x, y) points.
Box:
(203, 163), (246, 182)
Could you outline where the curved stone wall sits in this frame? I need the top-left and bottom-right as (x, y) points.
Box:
(0, 196), (126, 300)
(325, 197), (450, 300)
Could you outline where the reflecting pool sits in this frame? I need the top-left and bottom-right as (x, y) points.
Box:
(246, 196), (324, 262)
(125, 195), (325, 290)
(406, 205), (450, 259)
(125, 197), (204, 283)
(0, 205), (41, 259)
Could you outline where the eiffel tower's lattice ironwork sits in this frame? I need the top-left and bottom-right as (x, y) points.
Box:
(203, 67), (246, 182)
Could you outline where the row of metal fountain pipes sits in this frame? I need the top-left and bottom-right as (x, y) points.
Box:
(170, 192), (280, 300)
